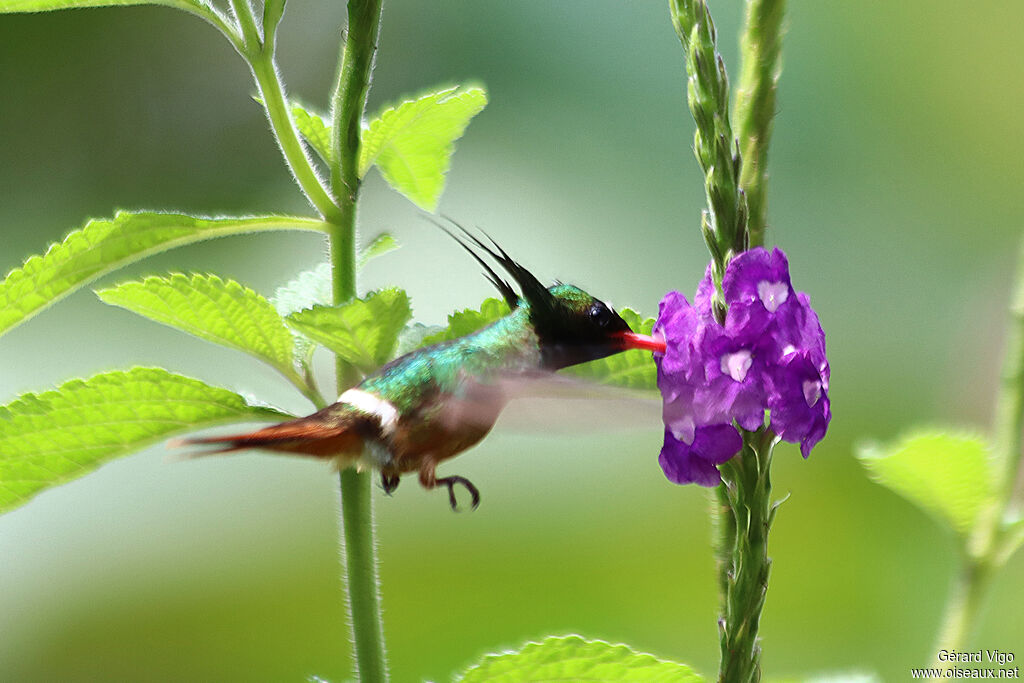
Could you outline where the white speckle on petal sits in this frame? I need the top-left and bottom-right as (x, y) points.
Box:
(757, 281), (789, 313)
(802, 379), (822, 407)
(721, 350), (753, 382)
(670, 415), (696, 445)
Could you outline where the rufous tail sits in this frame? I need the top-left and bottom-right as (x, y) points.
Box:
(169, 415), (362, 458)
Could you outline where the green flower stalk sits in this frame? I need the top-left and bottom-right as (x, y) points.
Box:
(733, 0), (787, 248)
(668, 2), (792, 681)
(935, 237), (1024, 664)
(670, 0), (748, 322)
(717, 433), (778, 683)
(235, 0), (389, 678)
(328, 1), (389, 681)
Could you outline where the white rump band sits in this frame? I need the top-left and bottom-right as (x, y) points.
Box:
(339, 388), (399, 436)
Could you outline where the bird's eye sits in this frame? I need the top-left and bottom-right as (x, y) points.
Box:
(589, 303), (611, 327)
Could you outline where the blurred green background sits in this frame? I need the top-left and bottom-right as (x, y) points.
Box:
(1, 0), (1022, 680)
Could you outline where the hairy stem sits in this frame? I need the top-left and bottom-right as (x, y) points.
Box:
(718, 430), (777, 683)
(935, 237), (1024, 659)
(330, 1), (388, 681)
(230, 0), (341, 222)
(337, 467), (387, 682)
(935, 558), (993, 669)
(710, 482), (737, 616)
(985, 237), (1024, 557)
(190, 1), (245, 50)
(733, 0), (786, 248)
(330, 0), (384, 204)
(670, 0), (748, 322)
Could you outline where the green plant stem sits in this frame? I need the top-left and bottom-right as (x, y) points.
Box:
(733, 0), (786, 249)
(329, 2), (388, 681)
(251, 54), (342, 222)
(935, 558), (993, 669)
(337, 466), (387, 682)
(984, 237), (1024, 557)
(189, 2), (245, 50)
(935, 237), (1024, 660)
(710, 483), (736, 614)
(229, 0), (342, 222)
(230, 0), (387, 677)
(330, 0), (383, 203)
(286, 365), (327, 411)
(718, 429), (777, 683)
(669, 0), (748, 322)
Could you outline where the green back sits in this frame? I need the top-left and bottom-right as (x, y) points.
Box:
(360, 306), (541, 415)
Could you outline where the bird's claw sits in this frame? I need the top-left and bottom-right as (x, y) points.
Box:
(436, 475), (480, 511)
(381, 472), (400, 496)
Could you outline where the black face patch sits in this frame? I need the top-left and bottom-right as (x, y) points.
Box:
(588, 301), (617, 329)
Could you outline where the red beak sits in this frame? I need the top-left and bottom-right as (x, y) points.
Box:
(617, 331), (667, 354)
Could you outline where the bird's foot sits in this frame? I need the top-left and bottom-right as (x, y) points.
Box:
(381, 472), (400, 496)
(436, 475), (480, 511)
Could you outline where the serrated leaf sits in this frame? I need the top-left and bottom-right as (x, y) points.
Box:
(457, 635), (704, 683)
(290, 103), (334, 168)
(286, 289), (412, 373)
(97, 273), (296, 378)
(0, 368), (290, 514)
(0, 0), (200, 12)
(271, 263), (333, 365)
(395, 322), (444, 356)
(273, 263), (333, 319)
(359, 85), (488, 210)
(419, 297), (510, 347)
(357, 232), (399, 269)
(568, 308), (658, 389)
(856, 430), (997, 537)
(0, 211), (326, 339)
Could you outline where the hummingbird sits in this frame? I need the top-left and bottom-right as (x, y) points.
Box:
(177, 228), (666, 510)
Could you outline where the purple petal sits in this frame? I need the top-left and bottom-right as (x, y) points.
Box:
(768, 352), (831, 457)
(653, 248), (830, 478)
(658, 424), (742, 486)
(722, 247), (792, 305)
(662, 393), (697, 445)
(722, 248), (798, 341)
(693, 262), (716, 317)
(654, 291), (702, 376)
(694, 329), (769, 430)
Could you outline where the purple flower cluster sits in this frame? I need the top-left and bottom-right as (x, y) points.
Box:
(655, 247), (830, 486)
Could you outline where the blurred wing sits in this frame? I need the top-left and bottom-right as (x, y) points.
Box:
(444, 369), (661, 435)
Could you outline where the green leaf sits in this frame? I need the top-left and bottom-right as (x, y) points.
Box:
(359, 85), (488, 210)
(97, 273), (297, 378)
(0, 0), (200, 12)
(0, 368), (290, 514)
(290, 103), (334, 168)
(396, 322), (444, 356)
(0, 211), (326, 339)
(357, 232), (400, 269)
(856, 430), (997, 537)
(568, 308), (658, 389)
(457, 635), (704, 683)
(285, 289), (412, 374)
(271, 263), (333, 365)
(419, 297), (510, 347)
(273, 263), (333, 318)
